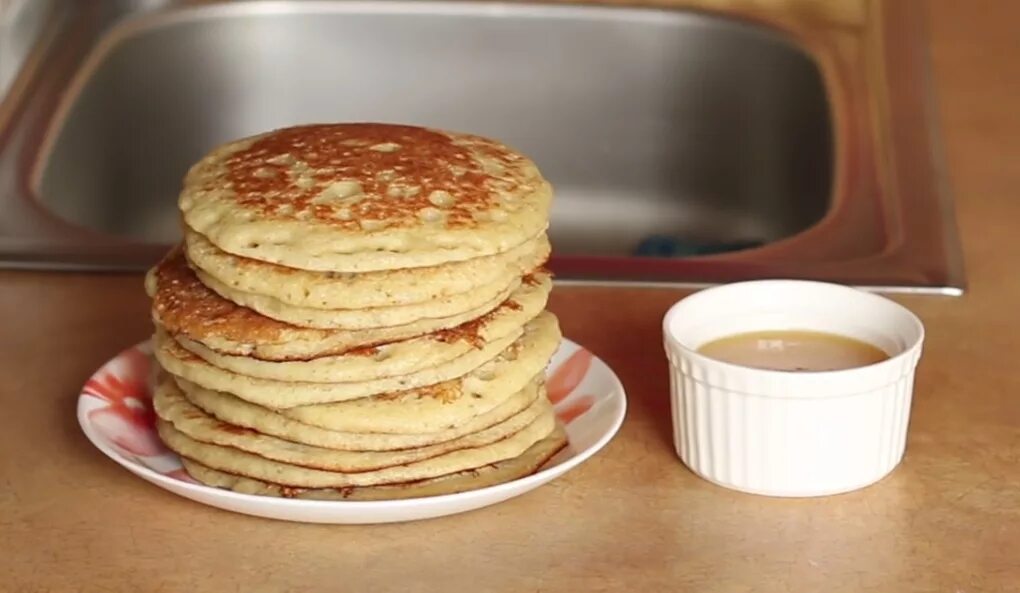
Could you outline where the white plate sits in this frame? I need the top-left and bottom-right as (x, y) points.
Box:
(77, 339), (626, 523)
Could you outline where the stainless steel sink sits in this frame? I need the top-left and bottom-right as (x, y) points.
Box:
(0, 0), (964, 294)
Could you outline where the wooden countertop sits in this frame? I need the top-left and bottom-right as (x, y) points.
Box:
(2, 2), (1018, 591)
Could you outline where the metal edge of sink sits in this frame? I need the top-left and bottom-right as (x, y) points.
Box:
(0, 0), (965, 296)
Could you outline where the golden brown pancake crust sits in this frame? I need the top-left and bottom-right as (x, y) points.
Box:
(148, 247), (294, 346)
(201, 123), (535, 230)
(147, 247), (548, 361)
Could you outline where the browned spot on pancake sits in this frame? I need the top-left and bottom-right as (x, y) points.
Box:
(344, 344), (379, 357)
(216, 422), (257, 436)
(217, 124), (528, 230)
(370, 379), (460, 404)
(431, 315), (487, 349)
(421, 382), (461, 404)
(522, 271), (545, 286)
(372, 391), (405, 402)
(425, 275), (547, 348)
(152, 247), (294, 343)
(153, 248), (398, 356)
(429, 295), (522, 348)
(280, 485), (307, 498)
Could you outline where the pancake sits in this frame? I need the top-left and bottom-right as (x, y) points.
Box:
(154, 312), (558, 408)
(154, 376), (551, 472)
(184, 228), (550, 310)
(180, 424), (567, 500)
(276, 323), (560, 433)
(170, 268), (548, 383)
(194, 265), (522, 329)
(178, 123), (552, 272)
(177, 373), (543, 451)
(175, 315), (560, 437)
(156, 407), (557, 488)
(147, 246), (552, 361)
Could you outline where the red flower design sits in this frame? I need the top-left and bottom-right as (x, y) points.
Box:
(164, 468), (199, 484)
(547, 348), (596, 424)
(556, 395), (597, 425)
(84, 348), (166, 457)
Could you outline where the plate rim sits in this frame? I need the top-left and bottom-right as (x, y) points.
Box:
(77, 337), (627, 511)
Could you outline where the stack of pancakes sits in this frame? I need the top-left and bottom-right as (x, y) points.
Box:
(145, 123), (567, 500)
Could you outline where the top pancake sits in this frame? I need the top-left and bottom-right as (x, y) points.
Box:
(179, 123), (553, 272)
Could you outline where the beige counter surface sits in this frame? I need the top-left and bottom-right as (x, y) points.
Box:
(1, 2), (1018, 591)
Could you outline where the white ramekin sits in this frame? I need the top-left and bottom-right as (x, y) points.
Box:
(662, 280), (925, 497)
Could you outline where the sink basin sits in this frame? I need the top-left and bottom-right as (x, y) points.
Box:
(34, 2), (833, 258)
(0, 0), (964, 294)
